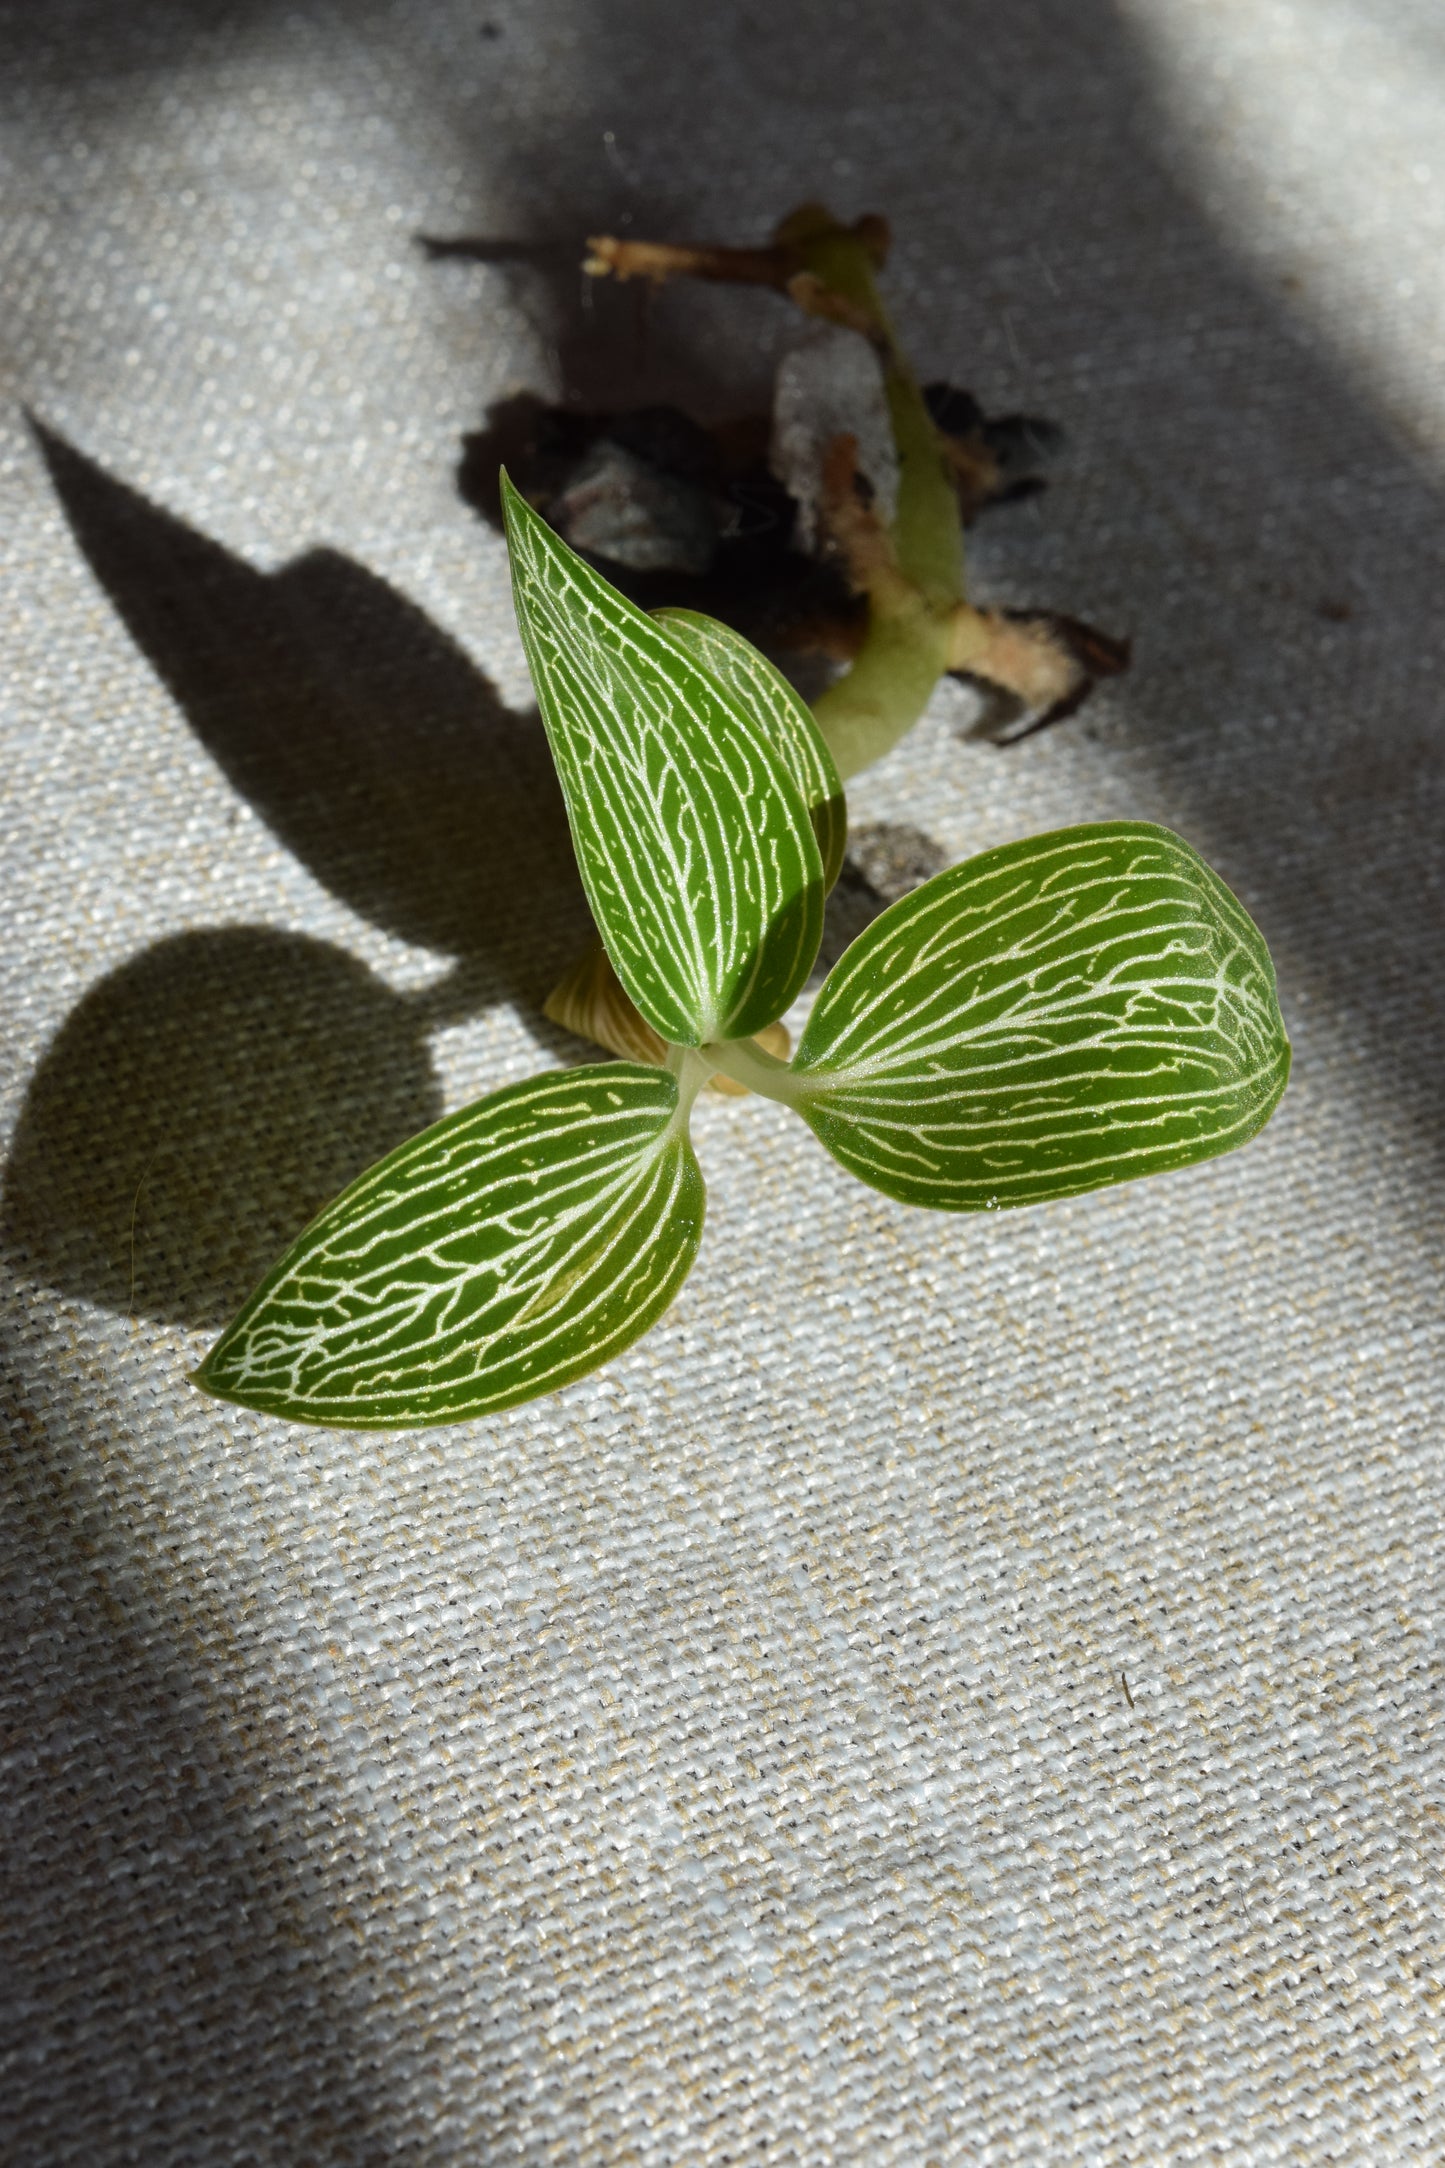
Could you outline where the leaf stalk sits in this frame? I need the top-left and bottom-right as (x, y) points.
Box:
(698, 1035), (812, 1109)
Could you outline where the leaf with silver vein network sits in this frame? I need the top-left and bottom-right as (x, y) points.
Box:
(195, 1065), (704, 1427)
(791, 822), (1290, 1209)
(651, 605), (847, 893)
(502, 473), (824, 1045)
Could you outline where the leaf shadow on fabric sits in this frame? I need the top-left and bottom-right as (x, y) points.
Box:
(7, 428), (605, 1329)
(3, 928), (445, 1330)
(30, 420), (593, 1006)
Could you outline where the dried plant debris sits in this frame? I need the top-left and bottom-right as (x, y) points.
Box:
(923, 382), (1065, 523)
(950, 609), (1131, 745)
(549, 437), (717, 576)
(457, 389), (864, 660)
(581, 209), (893, 298)
(459, 394), (1115, 742)
(802, 429), (1129, 735)
(772, 323), (900, 551)
(446, 204), (1126, 745)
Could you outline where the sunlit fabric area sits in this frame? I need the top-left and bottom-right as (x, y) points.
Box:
(3, 1), (1444, 2158)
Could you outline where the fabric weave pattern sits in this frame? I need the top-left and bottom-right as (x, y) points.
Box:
(3, 2), (1444, 2159)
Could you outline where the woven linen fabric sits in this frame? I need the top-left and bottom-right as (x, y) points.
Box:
(3, 1), (1444, 2159)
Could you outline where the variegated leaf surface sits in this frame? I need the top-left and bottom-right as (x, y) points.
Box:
(502, 474), (824, 1045)
(651, 605), (847, 892)
(791, 823), (1290, 1209)
(195, 1065), (704, 1427)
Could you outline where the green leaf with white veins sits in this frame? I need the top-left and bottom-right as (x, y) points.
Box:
(195, 1065), (704, 1428)
(651, 606), (847, 893)
(791, 822), (1290, 1210)
(502, 473), (824, 1045)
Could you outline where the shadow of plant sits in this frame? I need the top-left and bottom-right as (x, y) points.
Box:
(4, 929), (443, 1329)
(4, 427), (603, 1330)
(30, 422), (588, 979)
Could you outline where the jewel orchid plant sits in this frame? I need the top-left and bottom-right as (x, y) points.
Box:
(194, 475), (1289, 1428)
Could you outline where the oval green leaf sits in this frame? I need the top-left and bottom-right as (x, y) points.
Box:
(651, 605), (847, 892)
(195, 1064), (704, 1427)
(791, 822), (1290, 1209)
(501, 473), (824, 1045)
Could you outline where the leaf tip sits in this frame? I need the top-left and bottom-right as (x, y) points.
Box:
(189, 1317), (263, 1409)
(188, 1345), (231, 1398)
(497, 463), (532, 534)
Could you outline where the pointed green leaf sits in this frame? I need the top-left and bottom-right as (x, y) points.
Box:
(195, 1065), (704, 1427)
(501, 473), (824, 1045)
(651, 606), (847, 892)
(791, 822), (1290, 1209)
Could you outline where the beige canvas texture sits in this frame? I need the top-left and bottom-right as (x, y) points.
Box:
(3, 1), (1444, 2160)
